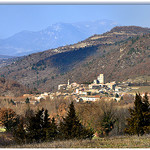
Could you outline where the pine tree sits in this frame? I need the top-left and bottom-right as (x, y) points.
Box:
(10, 99), (16, 105)
(46, 117), (58, 141)
(26, 108), (45, 143)
(42, 109), (58, 141)
(115, 93), (119, 98)
(25, 97), (30, 104)
(59, 102), (94, 140)
(142, 93), (150, 133)
(43, 109), (50, 128)
(125, 93), (149, 136)
(25, 108), (58, 143)
(142, 93), (149, 112)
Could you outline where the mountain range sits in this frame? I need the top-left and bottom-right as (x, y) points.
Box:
(0, 25), (150, 94)
(0, 20), (118, 56)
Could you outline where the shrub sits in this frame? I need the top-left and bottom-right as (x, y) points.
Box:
(0, 108), (19, 132)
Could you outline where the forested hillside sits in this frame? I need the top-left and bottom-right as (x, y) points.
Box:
(0, 77), (30, 96)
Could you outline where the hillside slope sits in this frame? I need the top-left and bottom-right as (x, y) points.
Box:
(0, 77), (30, 97)
(0, 26), (150, 92)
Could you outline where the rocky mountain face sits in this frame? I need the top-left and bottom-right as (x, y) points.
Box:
(0, 20), (118, 56)
(0, 26), (150, 92)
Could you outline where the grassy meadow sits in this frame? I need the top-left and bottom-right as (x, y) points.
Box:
(4, 134), (150, 148)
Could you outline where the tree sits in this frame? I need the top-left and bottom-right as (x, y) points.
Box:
(25, 108), (58, 143)
(25, 97), (30, 104)
(43, 109), (50, 128)
(142, 93), (150, 133)
(10, 99), (16, 105)
(13, 117), (26, 144)
(25, 105), (34, 121)
(115, 93), (119, 98)
(26, 108), (45, 143)
(120, 96), (123, 100)
(0, 108), (19, 132)
(59, 102), (94, 140)
(142, 93), (149, 112)
(125, 93), (150, 136)
(99, 111), (116, 136)
(42, 109), (58, 141)
(45, 117), (58, 141)
(92, 101), (117, 137)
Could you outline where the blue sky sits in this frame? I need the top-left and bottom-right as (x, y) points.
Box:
(0, 5), (150, 38)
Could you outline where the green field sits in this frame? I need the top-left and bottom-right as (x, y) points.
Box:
(7, 135), (150, 148)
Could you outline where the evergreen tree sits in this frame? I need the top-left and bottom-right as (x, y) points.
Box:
(24, 105), (34, 130)
(59, 102), (94, 140)
(46, 117), (58, 141)
(25, 106), (34, 119)
(142, 93), (150, 133)
(10, 99), (16, 105)
(142, 93), (149, 112)
(115, 93), (119, 98)
(26, 108), (45, 143)
(125, 93), (150, 136)
(25, 97), (30, 104)
(42, 109), (58, 141)
(25, 108), (58, 143)
(43, 109), (50, 128)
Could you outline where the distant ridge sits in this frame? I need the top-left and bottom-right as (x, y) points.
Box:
(0, 20), (118, 56)
(0, 55), (14, 59)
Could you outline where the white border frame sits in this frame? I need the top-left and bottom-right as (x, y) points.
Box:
(0, 0), (150, 4)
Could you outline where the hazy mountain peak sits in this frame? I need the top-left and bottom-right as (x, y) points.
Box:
(0, 20), (118, 56)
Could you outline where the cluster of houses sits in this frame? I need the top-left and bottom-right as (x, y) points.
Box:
(20, 74), (150, 104)
(58, 74), (122, 102)
(55, 74), (132, 102)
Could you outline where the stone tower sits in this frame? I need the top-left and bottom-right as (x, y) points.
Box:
(97, 74), (105, 84)
(68, 79), (70, 85)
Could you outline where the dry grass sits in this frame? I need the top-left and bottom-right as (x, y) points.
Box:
(0, 132), (15, 147)
(130, 86), (150, 93)
(7, 134), (150, 148)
